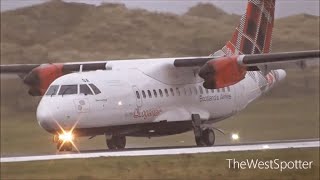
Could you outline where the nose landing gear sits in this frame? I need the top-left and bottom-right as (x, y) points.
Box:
(106, 135), (126, 150)
(53, 135), (73, 152)
(192, 114), (216, 147)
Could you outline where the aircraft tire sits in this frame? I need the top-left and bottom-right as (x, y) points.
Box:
(114, 136), (126, 149)
(106, 139), (116, 150)
(203, 129), (215, 146)
(195, 137), (206, 147)
(57, 141), (72, 151)
(64, 142), (72, 151)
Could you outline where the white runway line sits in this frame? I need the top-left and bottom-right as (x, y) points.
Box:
(1, 140), (319, 163)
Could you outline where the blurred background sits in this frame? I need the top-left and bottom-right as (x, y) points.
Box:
(0, 0), (319, 156)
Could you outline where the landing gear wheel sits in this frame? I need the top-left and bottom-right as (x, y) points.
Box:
(106, 136), (126, 150)
(106, 139), (117, 150)
(57, 141), (72, 151)
(203, 129), (215, 146)
(191, 114), (216, 147)
(114, 136), (126, 149)
(195, 137), (206, 147)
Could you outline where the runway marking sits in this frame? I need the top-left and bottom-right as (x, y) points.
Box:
(1, 140), (319, 163)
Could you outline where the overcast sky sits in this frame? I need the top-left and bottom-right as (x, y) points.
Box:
(1, 0), (319, 18)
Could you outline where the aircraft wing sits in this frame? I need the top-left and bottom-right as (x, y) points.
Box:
(0, 61), (107, 96)
(174, 50), (319, 89)
(0, 62), (107, 74)
(174, 50), (320, 70)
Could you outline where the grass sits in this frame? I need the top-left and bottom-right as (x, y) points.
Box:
(1, 148), (319, 179)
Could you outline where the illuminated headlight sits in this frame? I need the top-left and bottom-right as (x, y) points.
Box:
(231, 133), (239, 141)
(59, 132), (74, 142)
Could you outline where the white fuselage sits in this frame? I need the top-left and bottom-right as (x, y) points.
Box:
(36, 57), (286, 136)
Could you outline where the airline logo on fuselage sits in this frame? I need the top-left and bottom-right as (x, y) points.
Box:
(200, 94), (232, 102)
(133, 108), (162, 120)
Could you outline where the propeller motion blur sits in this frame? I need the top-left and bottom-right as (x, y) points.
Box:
(1, 0), (319, 151)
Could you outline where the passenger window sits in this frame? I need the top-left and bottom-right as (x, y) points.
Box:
(80, 84), (93, 95)
(198, 86), (203, 94)
(176, 88), (181, 96)
(184, 88), (187, 96)
(170, 88), (174, 96)
(159, 89), (163, 97)
(211, 89), (214, 93)
(89, 84), (101, 94)
(222, 88), (225, 92)
(136, 91), (140, 99)
(193, 86), (198, 95)
(147, 90), (152, 98)
(142, 90), (146, 99)
(205, 87), (209, 94)
(164, 89), (169, 97)
(217, 88), (220, 93)
(189, 88), (192, 96)
(46, 85), (59, 96)
(227, 86), (231, 92)
(58, 85), (78, 95)
(153, 90), (157, 97)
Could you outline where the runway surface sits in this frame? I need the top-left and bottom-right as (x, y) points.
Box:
(1, 139), (319, 163)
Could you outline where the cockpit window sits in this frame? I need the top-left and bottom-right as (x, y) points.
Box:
(80, 84), (93, 95)
(46, 85), (59, 96)
(89, 84), (101, 94)
(58, 85), (78, 95)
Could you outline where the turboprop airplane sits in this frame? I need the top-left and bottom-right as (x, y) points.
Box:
(1, 0), (319, 151)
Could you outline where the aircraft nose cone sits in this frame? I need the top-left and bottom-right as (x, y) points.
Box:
(36, 103), (58, 133)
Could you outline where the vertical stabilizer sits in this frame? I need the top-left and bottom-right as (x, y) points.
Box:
(213, 0), (276, 56)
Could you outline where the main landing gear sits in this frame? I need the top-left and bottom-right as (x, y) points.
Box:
(192, 114), (215, 147)
(106, 135), (126, 150)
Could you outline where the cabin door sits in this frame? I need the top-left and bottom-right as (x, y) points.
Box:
(132, 85), (142, 108)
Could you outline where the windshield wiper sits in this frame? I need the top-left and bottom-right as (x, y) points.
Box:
(50, 88), (57, 97)
(61, 88), (70, 97)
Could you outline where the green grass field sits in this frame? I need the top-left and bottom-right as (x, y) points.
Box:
(1, 148), (319, 180)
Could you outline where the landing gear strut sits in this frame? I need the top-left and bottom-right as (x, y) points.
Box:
(106, 135), (126, 150)
(192, 114), (215, 147)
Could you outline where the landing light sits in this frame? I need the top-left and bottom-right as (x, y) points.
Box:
(231, 133), (239, 141)
(59, 132), (74, 142)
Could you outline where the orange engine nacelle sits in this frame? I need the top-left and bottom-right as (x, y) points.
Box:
(199, 56), (247, 89)
(23, 64), (65, 96)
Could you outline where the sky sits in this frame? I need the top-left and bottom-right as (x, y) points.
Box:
(1, 0), (319, 18)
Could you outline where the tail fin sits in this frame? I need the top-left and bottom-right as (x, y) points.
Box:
(213, 0), (276, 56)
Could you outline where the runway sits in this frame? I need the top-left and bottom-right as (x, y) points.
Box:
(1, 139), (319, 163)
